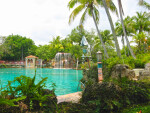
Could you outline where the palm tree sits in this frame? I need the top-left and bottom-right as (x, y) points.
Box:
(100, 30), (113, 45)
(133, 12), (150, 33)
(132, 32), (147, 53)
(115, 0), (136, 59)
(115, 20), (126, 56)
(115, 16), (135, 56)
(101, 0), (121, 58)
(139, 0), (150, 10)
(68, 0), (109, 58)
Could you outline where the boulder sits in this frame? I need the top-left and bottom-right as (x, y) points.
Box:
(111, 64), (135, 80)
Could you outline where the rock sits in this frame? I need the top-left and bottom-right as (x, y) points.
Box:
(139, 63), (150, 80)
(111, 64), (135, 80)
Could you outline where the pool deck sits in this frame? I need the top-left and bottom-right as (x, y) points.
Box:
(57, 92), (82, 104)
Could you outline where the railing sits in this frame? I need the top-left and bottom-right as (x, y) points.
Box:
(0, 61), (25, 65)
(77, 81), (85, 91)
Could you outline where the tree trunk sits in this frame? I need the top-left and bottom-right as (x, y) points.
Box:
(91, 9), (109, 59)
(121, 35), (126, 56)
(76, 58), (78, 70)
(118, 1), (136, 59)
(102, 0), (121, 58)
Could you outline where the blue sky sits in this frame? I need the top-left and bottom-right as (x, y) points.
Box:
(0, 0), (149, 46)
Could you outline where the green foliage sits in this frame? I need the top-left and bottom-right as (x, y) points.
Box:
(117, 78), (150, 105)
(57, 102), (93, 113)
(81, 82), (123, 112)
(122, 103), (150, 113)
(80, 78), (150, 113)
(0, 34), (37, 61)
(0, 74), (57, 112)
(36, 45), (52, 61)
(0, 96), (26, 107)
(103, 54), (150, 78)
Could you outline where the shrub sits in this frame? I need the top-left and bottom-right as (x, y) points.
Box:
(81, 82), (122, 112)
(118, 78), (150, 105)
(80, 78), (150, 113)
(57, 102), (93, 113)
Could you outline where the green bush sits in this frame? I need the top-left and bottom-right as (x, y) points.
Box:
(118, 78), (150, 105)
(57, 102), (93, 113)
(81, 82), (122, 112)
(134, 59), (145, 68)
(80, 78), (150, 113)
(122, 104), (150, 113)
(135, 53), (150, 68)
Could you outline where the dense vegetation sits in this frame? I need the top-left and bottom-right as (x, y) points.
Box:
(0, 0), (150, 113)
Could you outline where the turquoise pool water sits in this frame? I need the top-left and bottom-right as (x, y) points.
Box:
(0, 68), (83, 96)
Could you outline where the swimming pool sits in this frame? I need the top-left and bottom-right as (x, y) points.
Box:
(0, 68), (83, 96)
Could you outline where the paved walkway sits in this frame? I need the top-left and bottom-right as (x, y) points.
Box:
(57, 92), (82, 104)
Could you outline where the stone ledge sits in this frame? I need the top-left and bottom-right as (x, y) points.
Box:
(57, 92), (82, 104)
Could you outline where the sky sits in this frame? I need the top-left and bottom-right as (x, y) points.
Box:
(0, 0), (149, 46)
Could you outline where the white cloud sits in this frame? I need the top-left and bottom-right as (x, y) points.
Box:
(0, 0), (148, 46)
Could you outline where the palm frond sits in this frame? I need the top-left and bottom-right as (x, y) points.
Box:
(88, 8), (92, 17)
(80, 8), (88, 25)
(93, 6), (100, 24)
(108, 0), (118, 16)
(68, 0), (78, 9)
(69, 4), (85, 24)
(35, 77), (48, 90)
(96, 0), (103, 7)
(139, 0), (150, 10)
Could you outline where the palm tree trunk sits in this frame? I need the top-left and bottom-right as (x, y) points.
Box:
(118, 1), (136, 59)
(91, 9), (109, 58)
(121, 35), (126, 56)
(102, 0), (121, 58)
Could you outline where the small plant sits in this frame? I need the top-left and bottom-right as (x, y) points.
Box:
(0, 73), (57, 112)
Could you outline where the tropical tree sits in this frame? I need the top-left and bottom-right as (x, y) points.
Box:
(139, 0), (150, 10)
(1, 35), (37, 61)
(132, 12), (150, 34)
(68, 0), (109, 58)
(36, 45), (52, 61)
(100, 30), (113, 45)
(115, 16), (135, 56)
(67, 26), (85, 44)
(101, 0), (121, 58)
(115, 0), (136, 58)
(132, 32), (148, 53)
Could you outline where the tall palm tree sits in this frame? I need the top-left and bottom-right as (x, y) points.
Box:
(115, 16), (136, 56)
(101, 0), (121, 58)
(68, 0), (109, 58)
(139, 0), (150, 10)
(116, 0), (136, 59)
(115, 20), (126, 56)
